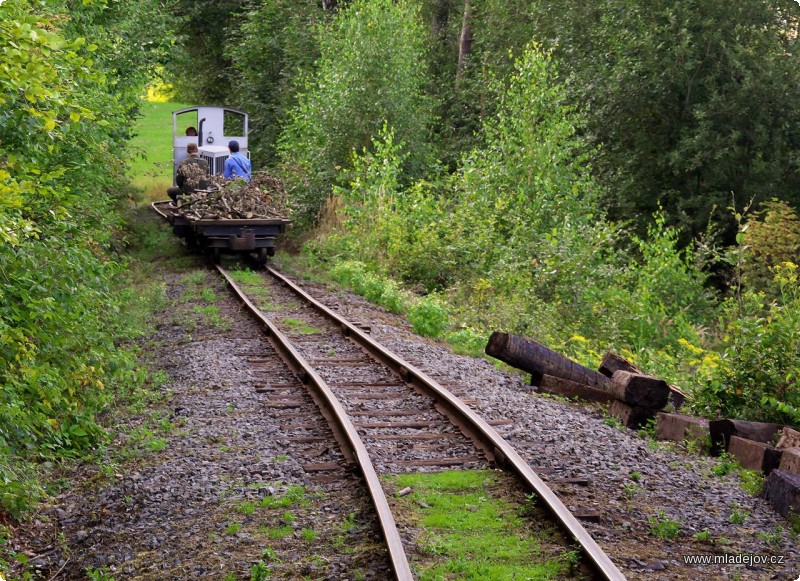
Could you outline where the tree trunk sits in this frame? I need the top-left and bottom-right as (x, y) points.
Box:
(484, 332), (610, 388)
(432, 0), (450, 35)
(456, 0), (473, 81)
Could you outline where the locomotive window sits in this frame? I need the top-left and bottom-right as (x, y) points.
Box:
(224, 110), (245, 137)
(175, 110), (198, 135)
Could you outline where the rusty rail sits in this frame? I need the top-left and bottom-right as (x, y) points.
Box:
(265, 266), (626, 581)
(216, 265), (414, 581)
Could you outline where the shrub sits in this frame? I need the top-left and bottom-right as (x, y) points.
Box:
(408, 296), (449, 338)
(742, 199), (800, 296)
(691, 263), (800, 425)
(278, 0), (433, 222)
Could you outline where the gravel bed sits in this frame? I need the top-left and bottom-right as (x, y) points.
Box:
(11, 246), (799, 580)
(290, 276), (800, 581)
(255, 273), (491, 474)
(13, 266), (392, 580)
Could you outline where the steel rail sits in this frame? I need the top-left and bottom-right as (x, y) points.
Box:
(215, 265), (414, 581)
(265, 266), (626, 581)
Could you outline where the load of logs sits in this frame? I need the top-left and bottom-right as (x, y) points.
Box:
(173, 170), (291, 221)
(484, 331), (800, 520)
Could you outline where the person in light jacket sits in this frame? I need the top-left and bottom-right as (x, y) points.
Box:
(223, 140), (252, 182)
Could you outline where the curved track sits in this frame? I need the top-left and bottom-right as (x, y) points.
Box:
(151, 201), (624, 579)
(218, 264), (626, 581)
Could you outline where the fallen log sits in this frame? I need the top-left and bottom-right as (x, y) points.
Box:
(709, 419), (784, 456)
(538, 375), (616, 403)
(609, 370), (670, 409)
(485, 332), (609, 388)
(598, 351), (639, 377)
(763, 469), (800, 518)
(599, 351), (687, 409)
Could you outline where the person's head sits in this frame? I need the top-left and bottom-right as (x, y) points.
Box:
(228, 140), (240, 153)
(187, 142), (198, 154)
(185, 126), (197, 136)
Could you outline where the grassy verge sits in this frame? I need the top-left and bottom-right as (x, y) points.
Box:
(128, 100), (188, 201)
(387, 470), (584, 579)
(272, 251), (489, 359)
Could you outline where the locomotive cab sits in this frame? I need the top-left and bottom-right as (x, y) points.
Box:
(172, 106), (249, 186)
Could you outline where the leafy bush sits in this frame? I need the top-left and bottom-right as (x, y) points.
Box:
(408, 297), (450, 338)
(278, 0), (433, 222)
(742, 199), (800, 295)
(0, 1), (168, 516)
(329, 260), (410, 315)
(690, 263), (800, 425)
(312, 43), (722, 393)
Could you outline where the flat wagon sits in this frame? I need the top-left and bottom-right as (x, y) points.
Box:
(153, 105), (290, 265)
(152, 200), (290, 265)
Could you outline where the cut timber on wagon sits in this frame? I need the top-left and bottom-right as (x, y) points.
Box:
(485, 332), (610, 388)
(709, 419), (784, 456)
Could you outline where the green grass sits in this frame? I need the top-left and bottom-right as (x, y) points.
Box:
(647, 510), (682, 540)
(261, 524), (293, 539)
(280, 318), (322, 335)
(225, 522), (242, 535)
(128, 100), (189, 201)
(228, 268), (282, 309)
(193, 305), (232, 330)
(259, 485), (310, 509)
(389, 470), (575, 580)
(229, 269), (265, 286)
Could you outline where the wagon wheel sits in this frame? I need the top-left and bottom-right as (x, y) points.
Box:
(211, 247), (221, 264)
(257, 247), (268, 266)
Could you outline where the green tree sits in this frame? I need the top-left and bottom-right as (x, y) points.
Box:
(278, 0), (434, 222)
(225, 1), (325, 166)
(164, 0), (245, 104)
(0, 0), (169, 516)
(529, 0), (800, 242)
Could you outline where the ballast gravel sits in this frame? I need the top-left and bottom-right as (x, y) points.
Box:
(11, 241), (799, 580)
(293, 275), (800, 581)
(13, 265), (391, 580)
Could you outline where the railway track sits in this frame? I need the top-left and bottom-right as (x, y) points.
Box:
(213, 263), (626, 580)
(150, 202), (623, 578)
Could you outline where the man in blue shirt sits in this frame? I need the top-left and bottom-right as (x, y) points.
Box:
(223, 140), (252, 182)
